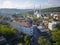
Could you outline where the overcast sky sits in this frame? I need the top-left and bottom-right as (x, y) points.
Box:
(0, 0), (60, 9)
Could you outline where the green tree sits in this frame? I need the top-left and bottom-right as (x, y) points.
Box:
(32, 17), (40, 22)
(0, 23), (17, 40)
(50, 22), (60, 45)
(32, 17), (40, 25)
(1, 16), (10, 20)
(51, 31), (60, 45)
(51, 31), (60, 41)
(56, 22), (60, 30)
(24, 35), (30, 45)
(38, 36), (51, 45)
(18, 32), (31, 45)
(18, 43), (23, 45)
(53, 42), (60, 45)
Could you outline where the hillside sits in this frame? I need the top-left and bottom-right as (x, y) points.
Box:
(41, 7), (60, 12)
(0, 9), (34, 16)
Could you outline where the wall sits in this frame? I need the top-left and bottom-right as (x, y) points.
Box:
(9, 22), (33, 36)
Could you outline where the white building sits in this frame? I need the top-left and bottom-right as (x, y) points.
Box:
(48, 22), (57, 30)
(34, 11), (41, 18)
(50, 13), (54, 16)
(53, 14), (60, 21)
(37, 26), (48, 32)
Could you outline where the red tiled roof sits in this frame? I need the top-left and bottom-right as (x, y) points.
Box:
(12, 18), (32, 28)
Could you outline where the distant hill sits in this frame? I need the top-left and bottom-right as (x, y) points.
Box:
(41, 7), (60, 12)
(0, 9), (34, 16)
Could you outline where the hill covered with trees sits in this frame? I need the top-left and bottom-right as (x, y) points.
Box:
(41, 7), (60, 12)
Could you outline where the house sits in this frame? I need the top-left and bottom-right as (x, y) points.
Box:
(53, 13), (60, 21)
(0, 20), (10, 24)
(43, 20), (49, 28)
(10, 18), (33, 36)
(48, 21), (57, 30)
(43, 16), (49, 20)
(37, 26), (48, 32)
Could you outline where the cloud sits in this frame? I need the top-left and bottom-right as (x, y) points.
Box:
(0, 0), (60, 9)
(0, 0), (34, 9)
(0, 0), (16, 8)
(41, 2), (52, 9)
(16, 1), (34, 9)
(40, 0), (60, 9)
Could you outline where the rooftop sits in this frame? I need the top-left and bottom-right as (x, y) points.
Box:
(11, 18), (33, 28)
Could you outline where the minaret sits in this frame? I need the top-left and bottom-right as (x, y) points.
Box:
(39, 4), (43, 19)
(34, 0), (36, 15)
(39, 4), (41, 16)
(33, 0), (42, 18)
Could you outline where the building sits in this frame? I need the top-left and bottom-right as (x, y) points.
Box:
(43, 20), (49, 28)
(48, 22), (57, 30)
(34, 11), (41, 18)
(43, 16), (49, 20)
(37, 26), (48, 32)
(53, 13), (60, 21)
(10, 18), (33, 36)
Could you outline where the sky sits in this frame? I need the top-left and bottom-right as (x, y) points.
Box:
(0, 0), (60, 9)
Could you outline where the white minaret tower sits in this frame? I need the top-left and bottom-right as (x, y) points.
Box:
(39, 4), (42, 18)
(34, 0), (39, 18)
(33, 0), (43, 18)
(34, 0), (36, 15)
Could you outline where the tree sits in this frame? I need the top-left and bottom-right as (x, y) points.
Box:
(18, 32), (31, 45)
(51, 31), (60, 45)
(51, 31), (60, 41)
(32, 17), (40, 25)
(38, 36), (51, 45)
(53, 42), (60, 45)
(18, 43), (23, 45)
(0, 23), (17, 40)
(0, 22), (31, 45)
(24, 35), (30, 45)
(32, 17), (40, 22)
(1, 16), (10, 20)
(50, 22), (60, 45)
(56, 22), (60, 30)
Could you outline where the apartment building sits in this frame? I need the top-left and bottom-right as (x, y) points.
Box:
(10, 18), (33, 36)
